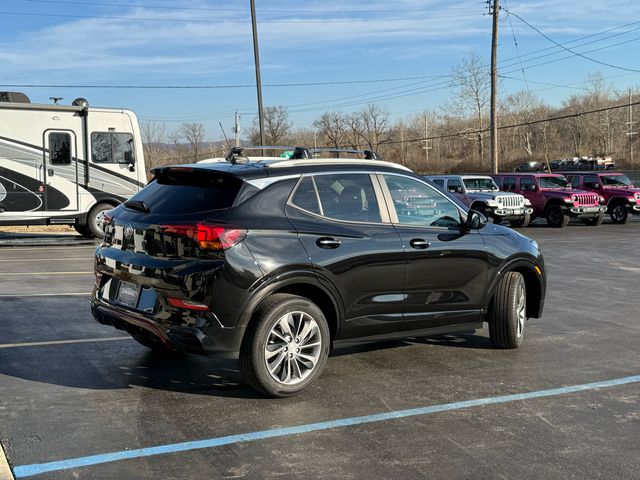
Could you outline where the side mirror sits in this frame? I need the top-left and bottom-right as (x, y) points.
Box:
(123, 150), (135, 165)
(530, 185), (538, 192)
(466, 209), (488, 230)
(455, 187), (463, 194)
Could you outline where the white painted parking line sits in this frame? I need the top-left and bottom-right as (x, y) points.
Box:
(0, 272), (93, 276)
(0, 293), (90, 298)
(0, 443), (15, 480)
(0, 337), (131, 350)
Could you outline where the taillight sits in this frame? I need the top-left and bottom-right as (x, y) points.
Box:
(167, 297), (209, 312)
(159, 223), (246, 251)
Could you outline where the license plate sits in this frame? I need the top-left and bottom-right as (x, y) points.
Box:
(116, 281), (140, 308)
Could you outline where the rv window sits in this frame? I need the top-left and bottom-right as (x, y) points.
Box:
(91, 132), (135, 164)
(49, 132), (71, 165)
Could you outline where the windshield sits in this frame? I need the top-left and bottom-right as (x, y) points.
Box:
(538, 176), (569, 189)
(463, 177), (498, 191)
(600, 174), (633, 187)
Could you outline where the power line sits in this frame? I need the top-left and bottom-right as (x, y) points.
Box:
(502, 0), (528, 91)
(379, 100), (640, 145)
(0, 74), (448, 90)
(505, 9), (640, 74)
(0, 10), (479, 24)
(21, 0), (480, 16)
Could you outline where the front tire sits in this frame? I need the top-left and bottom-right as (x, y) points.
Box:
(489, 271), (526, 349)
(609, 203), (631, 224)
(509, 213), (531, 228)
(546, 205), (570, 228)
(240, 294), (330, 397)
(583, 211), (604, 226)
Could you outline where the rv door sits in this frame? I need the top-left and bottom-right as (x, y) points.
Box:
(43, 130), (79, 213)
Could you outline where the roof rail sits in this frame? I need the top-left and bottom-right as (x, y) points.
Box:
(225, 146), (311, 164)
(309, 148), (380, 160)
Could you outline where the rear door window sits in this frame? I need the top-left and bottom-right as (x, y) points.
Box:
(502, 177), (516, 191)
(311, 173), (382, 223)
(127, 169), (243, 214)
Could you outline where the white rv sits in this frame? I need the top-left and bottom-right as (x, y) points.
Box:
(0, 92), (146, 237)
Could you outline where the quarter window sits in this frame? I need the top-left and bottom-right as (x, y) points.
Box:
(383, 175), (461, 228)
(49, 132), (71, 165)
(290, 176), (321, 215)
(91, 132), (135, 164)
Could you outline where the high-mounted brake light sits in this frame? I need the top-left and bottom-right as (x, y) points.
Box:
(166, 297), (209, 312)
(159, 223), (246, 251)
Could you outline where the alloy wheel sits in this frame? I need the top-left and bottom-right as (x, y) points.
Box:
(264, 311), (322, 385)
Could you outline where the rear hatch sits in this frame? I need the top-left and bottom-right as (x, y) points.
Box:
(95, 166), (256, 315)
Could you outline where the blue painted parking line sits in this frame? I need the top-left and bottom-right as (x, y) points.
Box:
(12, 374), (640, 478)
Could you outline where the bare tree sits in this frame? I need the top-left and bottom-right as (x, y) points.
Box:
(140, 119), (168, 170)
(446, 52), (491, 163)
(179, 122), (206, 161)
(359, 104), (391, 151)
(313, 112), (346, 149)
(250, 106), (291, 145)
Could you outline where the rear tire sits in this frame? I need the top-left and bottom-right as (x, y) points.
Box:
(73, 224), (93, 237)
(488, 271), (526, 349)
(240, 294), (330, 397)
(609, 203), (631, 224)
(583, 211), (604, 226)
(545, 205), (570, 228)
(87, 203), (113, 238)
(509, 213), (531, 228)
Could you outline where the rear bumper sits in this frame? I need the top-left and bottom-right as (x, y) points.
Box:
(90, 292), (244, 359)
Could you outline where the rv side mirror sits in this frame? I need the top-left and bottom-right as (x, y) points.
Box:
(123, 149), (135, 165)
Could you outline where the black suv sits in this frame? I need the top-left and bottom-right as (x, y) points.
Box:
(91, 158), (546, 397)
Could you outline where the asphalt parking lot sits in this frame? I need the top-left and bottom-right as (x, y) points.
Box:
(1, 219), (639, 479)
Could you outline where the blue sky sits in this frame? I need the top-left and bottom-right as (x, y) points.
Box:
(2, 0), (640, 140)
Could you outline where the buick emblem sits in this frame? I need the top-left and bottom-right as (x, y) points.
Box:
(123, 224), (134, 239)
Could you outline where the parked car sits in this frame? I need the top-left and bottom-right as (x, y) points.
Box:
(514, 161), (548, 172)
(91, 158), (546, 397)
(565, 172), (640, 224)
(426, 175), (533, 227)
(492, 173), (606, 227)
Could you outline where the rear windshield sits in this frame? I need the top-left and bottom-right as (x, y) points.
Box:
(127, 169), (243, 214)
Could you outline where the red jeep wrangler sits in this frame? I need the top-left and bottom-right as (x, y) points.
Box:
(492, 173), (605, 228)
(565, 172), (640, 224)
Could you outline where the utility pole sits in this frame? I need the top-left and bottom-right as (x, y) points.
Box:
(627, 89), (637, 169)
(489, 0), (500, 174)
(423, 113), (430, 169)
(234, 112), (241, 147)
(250, 0), (265, 149)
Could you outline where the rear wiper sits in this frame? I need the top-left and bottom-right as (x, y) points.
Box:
(124, 200), (151, 214)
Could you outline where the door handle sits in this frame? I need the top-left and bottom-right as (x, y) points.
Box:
(316, 237), (341, 249)
(409, 238), (431, 249)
